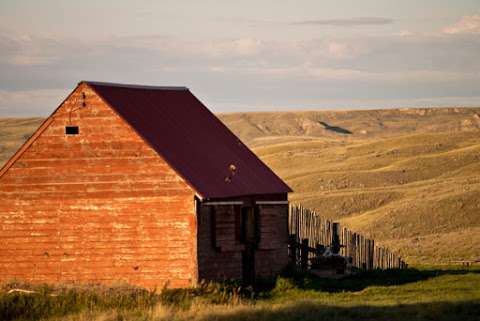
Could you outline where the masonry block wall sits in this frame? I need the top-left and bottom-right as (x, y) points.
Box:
(255, 204), (289, 277)
(197, 204), (244, 280)
(0, 84), (197, 289)
(197, 202), (288, 281)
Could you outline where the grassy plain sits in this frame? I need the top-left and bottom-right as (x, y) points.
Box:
(1, 267), (479, 321)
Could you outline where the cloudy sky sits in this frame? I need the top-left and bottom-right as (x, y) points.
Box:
(1, 0), (480, 115)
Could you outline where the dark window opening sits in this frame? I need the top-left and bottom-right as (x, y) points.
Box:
(234, 205), (243, 243)
(65, 126), (79, 135)
(210, 206), (220, 251)
(254, 205), (261, 244)
(240, 206), (260, 245)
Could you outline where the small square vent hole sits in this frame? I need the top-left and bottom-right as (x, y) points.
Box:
(65, 126), (79, 135)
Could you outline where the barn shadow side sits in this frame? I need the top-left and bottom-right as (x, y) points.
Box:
(264, 267), (480, 293)
(196, 300), (480, 321)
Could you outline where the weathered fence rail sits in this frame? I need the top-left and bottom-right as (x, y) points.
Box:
(288, 204), (407, 270)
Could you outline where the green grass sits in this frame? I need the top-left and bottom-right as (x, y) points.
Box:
(0, 279), (252, 321)
(1, 267), (479, 321)
(0, 283), (158, 321)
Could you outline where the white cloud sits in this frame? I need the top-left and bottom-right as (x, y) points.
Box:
(291, 17), (393, 26)
(0, 34), (65, 66)
(393, 31), (413, 37)
(1, 29), (480, 115)
(443, 15), (480, 34)
(106, 35), (265, 60)
(210, 38), (262, 57)
(0, 88), (69, 116)
(327, 41), (357, 59)
(191, 37), (264, 59)
(213, 95), (480, 112)
(210, 63), (479, 84)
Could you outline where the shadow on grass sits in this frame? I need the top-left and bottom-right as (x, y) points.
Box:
(278, 268), (480, 293)
(198, 300), (480, 321)
(318, 121), (353, 135)
(2, 268), (478, 321)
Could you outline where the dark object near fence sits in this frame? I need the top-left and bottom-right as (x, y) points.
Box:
(331, 222), (341, 255)
(288, 204), (407, 271)
(312, 255), (348, 274)
(288, 235), (351, 276)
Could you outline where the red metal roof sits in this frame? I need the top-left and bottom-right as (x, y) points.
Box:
(85, 81), (292, 199)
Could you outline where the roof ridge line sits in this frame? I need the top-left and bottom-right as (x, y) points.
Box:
(81, 81), (189, 91)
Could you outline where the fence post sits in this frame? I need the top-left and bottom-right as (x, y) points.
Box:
(301, 238), (309, 270)
(332, 222), (341, 254)
(288, 204), (406, 272)
(288, 234), (297, 265)
(368, 240), (374, 270)
(315, 242), (323, 257)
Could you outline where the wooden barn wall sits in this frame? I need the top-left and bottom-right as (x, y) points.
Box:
(196, 202), (288, 281)
(0, 83), (197, 289)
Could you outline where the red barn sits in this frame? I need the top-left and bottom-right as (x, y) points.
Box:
(0, 81), (292, 289)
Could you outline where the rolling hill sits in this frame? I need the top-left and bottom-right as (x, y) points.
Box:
(220, 107), (480, 265)
(0, 117), (44, 165)
(1, 107), (480, 264)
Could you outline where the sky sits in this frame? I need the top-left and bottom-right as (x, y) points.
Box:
(0, 0), (480, 116)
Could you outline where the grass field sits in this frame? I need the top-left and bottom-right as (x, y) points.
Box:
(1, 267), (479, 321)
(2, 108), (478, 264)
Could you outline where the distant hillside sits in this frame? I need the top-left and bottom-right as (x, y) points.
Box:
(218, 107), (480, 146)
(1, 107), (480, 264)
(0, 117), (44, 165)
(222, 107), (480, 264)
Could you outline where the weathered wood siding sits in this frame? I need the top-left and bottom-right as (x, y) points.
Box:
(0, 83), (197, 289)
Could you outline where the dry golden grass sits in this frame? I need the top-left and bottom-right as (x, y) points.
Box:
(1, 107), (480, 264)
(0, 117), (44, 165)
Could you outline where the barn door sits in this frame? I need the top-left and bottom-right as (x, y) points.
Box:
(241, 206), (259, 284)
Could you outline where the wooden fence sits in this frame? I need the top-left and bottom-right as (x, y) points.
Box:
(288, 204), (407, 270)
